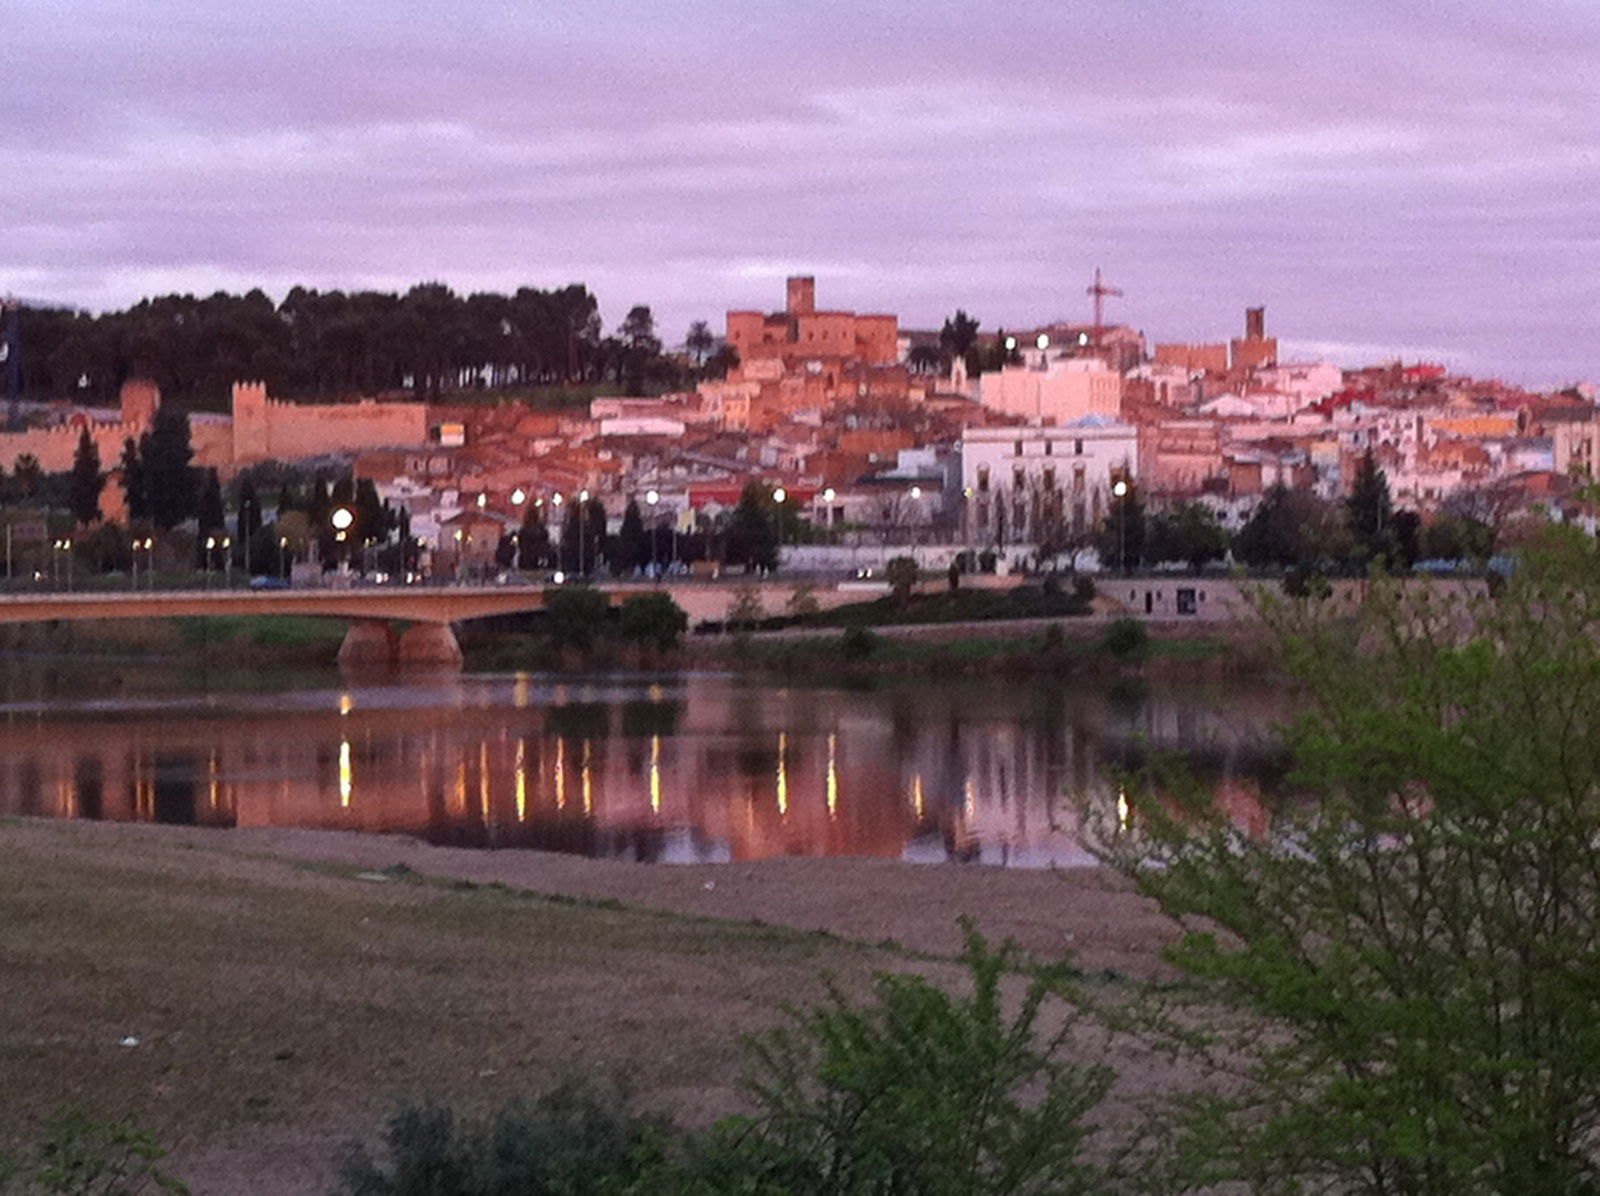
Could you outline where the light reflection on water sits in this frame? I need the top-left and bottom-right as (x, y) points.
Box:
(0, 667), (1289, 867)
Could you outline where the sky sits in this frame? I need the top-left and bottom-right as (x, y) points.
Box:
(4, 0), (1598, 385)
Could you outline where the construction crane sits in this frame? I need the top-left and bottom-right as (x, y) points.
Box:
(1085, 267), (1123, 343)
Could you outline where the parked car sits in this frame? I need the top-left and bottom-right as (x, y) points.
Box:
(249, 575), (291, 590)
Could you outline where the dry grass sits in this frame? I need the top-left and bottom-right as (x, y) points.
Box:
(0, 821), (900, 1192)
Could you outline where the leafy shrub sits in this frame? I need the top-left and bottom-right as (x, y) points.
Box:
(725, 586), (766, 632)
(785, 584), (820, 618)
(1102, 616), (1149, 660)
(839, 625), (879, 661)
(884, 556), (919, 607)
(1, 1106), (187, 1195)
(1071, 575), (1097, 606)
(703, 922), (1113, 1195)
(618, 592), (688, 652)
(336, 1082), (658, 1196)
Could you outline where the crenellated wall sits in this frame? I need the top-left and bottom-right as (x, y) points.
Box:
(230, 380), (429, 463)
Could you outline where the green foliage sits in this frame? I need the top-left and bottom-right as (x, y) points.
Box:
(335, 1083), (660, 1196)
(1091, 489), (1146, 572)
(138, 406), (195, 531)
(0, 1106), (187, 1195)
(1233, 481), (1351, 570)
(785, 584), (819, 618)
(725, 585), (766, 632)
(839, 625), (879, 661)
(710, 922), (1113, 1195)
(617, 499), (646, 574)
(1098, 551), (1600, 1192)
(725, 484), (778, 573)
(66, 429), (103, 527)
(1419, 511), (1495, 563)
(1101, 616), (1148, 660)
(618, 592), (688, 652)
(1145, 501), (1228, 572)
(544, 585), (610, 653)
(884, 555), (919, 606)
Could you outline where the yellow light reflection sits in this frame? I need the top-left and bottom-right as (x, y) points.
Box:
(826, 733), (838, 818)
(1117, 786), (1130, 831)
(339, 739), (352, 807)
(649, 735), (662, 813)
(479, 741), (490, 821)
(776, 732), (788, 816)
(964, 777), (976, 821)
(338, 692), (353, 717)
(581, 740), (593, 814)
(513, 672), (531, 710)
(647, 683), (664, 702)
(555, 739), (566, 809)
(453, 752), (468, 814)
(912, 773), (925, 819)
(515, 740), (527, 821)
(209, 750), (221, 809)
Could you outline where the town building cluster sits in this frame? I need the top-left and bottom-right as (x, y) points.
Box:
(6, 274), (1595, 575)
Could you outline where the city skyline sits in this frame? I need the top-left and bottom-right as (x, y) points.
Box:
(6, 0), (1597, 385)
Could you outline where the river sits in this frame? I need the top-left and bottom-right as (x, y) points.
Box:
(0, 659), (1290, 866)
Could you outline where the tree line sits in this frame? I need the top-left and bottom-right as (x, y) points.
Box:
(8, 285), (736, 412)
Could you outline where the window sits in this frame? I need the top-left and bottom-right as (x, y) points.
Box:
(1044, 440), (1053, 456)
(1014, 440), (1023, 456)
(977, 465), (990, 493)
(1042, 467), (1055, 491)
(1075, 439), (1084, 455)
(1013, 467), (1025, 491)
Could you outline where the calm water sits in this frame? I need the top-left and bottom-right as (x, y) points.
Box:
(0, 662), (1288, 866)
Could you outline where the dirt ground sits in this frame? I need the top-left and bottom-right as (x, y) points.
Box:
(0, 819), (1180, 1194)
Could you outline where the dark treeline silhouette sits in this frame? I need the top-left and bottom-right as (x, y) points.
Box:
(10, 284), (733, 411)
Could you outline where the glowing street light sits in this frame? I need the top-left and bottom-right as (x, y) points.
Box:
(511, 487), (527, 506)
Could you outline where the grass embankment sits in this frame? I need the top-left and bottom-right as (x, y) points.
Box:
(0, 614), (346, 664)
(0, 822), (912, 1191)
(808, 584), (1094, 627)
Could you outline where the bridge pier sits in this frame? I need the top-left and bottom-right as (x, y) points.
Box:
(337, 620), (462, 669)
(337, 620), (399, 667)
(397, 622), (463, 667)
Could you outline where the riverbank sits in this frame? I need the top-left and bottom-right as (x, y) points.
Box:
(0, 819), (1177, 1193)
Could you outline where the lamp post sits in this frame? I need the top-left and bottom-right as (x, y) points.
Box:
(1034, 333), (1050, 422)
(909, 485), (922, 559)
(772, 486), (786, 573)
(578, 488), (590, 577)
(222, 536), (233, 588)
(279, 536), (289, 583)
(646, 489), (660, 577)
(1112, 478), (1129, 576)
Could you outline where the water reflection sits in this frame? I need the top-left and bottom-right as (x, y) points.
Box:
(0, 670), (1289, 867)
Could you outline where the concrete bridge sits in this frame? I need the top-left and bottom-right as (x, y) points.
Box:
(0, 579), (891, 666)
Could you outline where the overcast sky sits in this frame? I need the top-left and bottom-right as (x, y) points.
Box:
(5, 0), (1597, 385)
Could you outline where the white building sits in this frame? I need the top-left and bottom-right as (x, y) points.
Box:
(976, 358), (1123, 424)
(959, 416), (1138, 547)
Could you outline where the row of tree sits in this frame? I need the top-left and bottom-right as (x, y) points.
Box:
(1074, 452), (1503, 573)
(10, 286), (736, 410)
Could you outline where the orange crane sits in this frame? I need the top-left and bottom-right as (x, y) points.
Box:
(1085, 267), (1123, 343)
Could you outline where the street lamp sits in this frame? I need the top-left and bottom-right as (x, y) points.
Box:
(222, 536), (233, 588)
(279, 535), (289, 582)
(204, 536), (216, 588)
(511, 487), (526, 507)
(577, 489), (591, 576)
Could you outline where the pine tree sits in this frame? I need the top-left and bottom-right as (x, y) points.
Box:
(1345, 449), (1396, 562)
(139, 406), (196, 530)
(68, 427), (104, 526)
(196, 469), (225, 534)
(725, 482), (778, 571)
(119, 438), (147, 521)
(618, 499), (646, 574)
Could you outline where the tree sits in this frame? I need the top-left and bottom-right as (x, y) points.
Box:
(118, 438), (147, 522)
(1098, 533), (1600, 1191)
(1419, 511), (1495, 563)
(558, 497), (606, 575)
(10, 453), (42, 501)
(1346, 448), (1401, 565)
(725, 482), (778, 572)
(617, 499), (646, 575)
(684, 320), (715, 367)
(938, 310), (980, 368)
(618, 592), (688, 652)
(885, 555), (919, 608)
(544, 584), (610, 654)
(1146, 501), (1228, 572)
(907, 344), (944, 375)
(1233, 482), (1351, 570)
(517, 507), (551, 570)
(67, 428), (103, 526)
(196, 468), (225, 536)
(139, 406), (196, 530)
(702, 343), (740, 380)
(1092, 486), (1147, 572)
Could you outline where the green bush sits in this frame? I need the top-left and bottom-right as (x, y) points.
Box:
(618, 592), (688, 652)
(1102, 616), (1149, 660)
(544, 585), (611, 654)
(884, 556), (919, 607)
(702, 922), (1113, 1195)
(336, 1083), (659, 1196)
(0, 1105), (187, 1195)
(839, 625), (879, 661)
